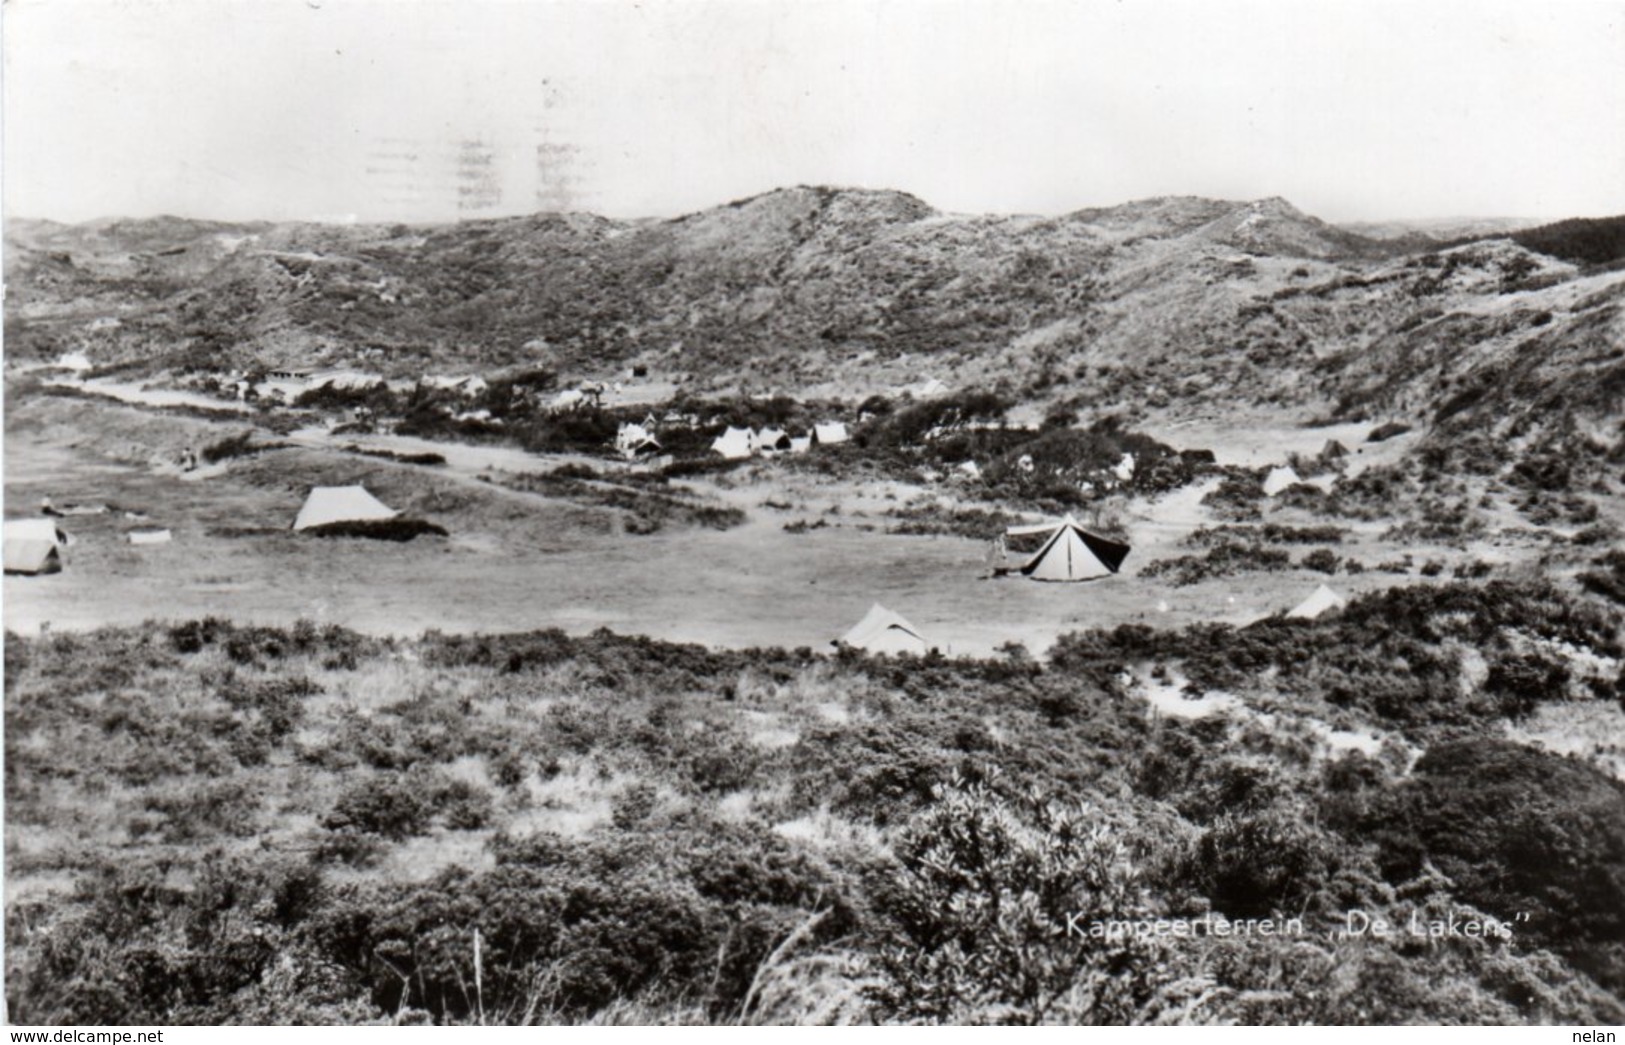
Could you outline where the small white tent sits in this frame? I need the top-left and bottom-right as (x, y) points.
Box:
(614, 422), (661, 460)
(293, 485), (399, 531)
(4, 539), (61, 575)
(1287, 584), (1347, 619)
(812, 421), (849, 446)
(128, 529), (173, 546)
(788, 436), (812, 454)
(754, 427), (792, 453)
(711, 426), (755, 460)
(835, 603), (934, 656)
(1262, 466), (1302, 497)
(1006, 514), (1131, 582)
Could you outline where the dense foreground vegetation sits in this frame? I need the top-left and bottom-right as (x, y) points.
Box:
(6, 579), (1623, 1024)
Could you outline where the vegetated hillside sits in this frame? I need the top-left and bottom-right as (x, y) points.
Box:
(0, 189), (1402, 398)
(1310, 240), (1625, 480)
(5, 579), (1624, 1025)
(1504, 215), (1625, 268)
(9, 189), (1625, 477)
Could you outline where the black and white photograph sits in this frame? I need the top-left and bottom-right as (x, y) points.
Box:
(3, 0), (1624, 1029)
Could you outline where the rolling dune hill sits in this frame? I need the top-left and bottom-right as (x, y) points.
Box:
(6, 189), (1623, 479)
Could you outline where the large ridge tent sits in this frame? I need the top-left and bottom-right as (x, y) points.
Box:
(834, 603), (934, 655)
(293, 485), (399, 531)
(1287, 583), (1347, 619)
(3, 520), (63, 575)
(1006, 514), (1131, 582)
(4, 518), (68, 575)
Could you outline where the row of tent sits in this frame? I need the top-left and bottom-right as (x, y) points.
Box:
(3, 485), (404, 575)
(712, 422), (848, 460)
(835, 584), (1349, 657)
(611, 420), (852, 462)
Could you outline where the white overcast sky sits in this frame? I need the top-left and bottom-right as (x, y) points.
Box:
(5, 0), (1624, 224)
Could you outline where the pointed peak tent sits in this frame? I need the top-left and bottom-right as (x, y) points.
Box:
(711, 426), (755, 460)
(1008, 514), (1130, 582)
(834, 603), (934, 656)
(293, 485), (399, 531)
(1287, 583), (1347, 619)
(1262, 465), (1303, 497)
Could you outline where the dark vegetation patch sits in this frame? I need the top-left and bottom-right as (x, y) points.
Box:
(492, 470), (746, 533)
(1503, 215), (1625, 268)
(201, 431), (289, 464)
(1185, 523), (1348, 547)
(1140, 542), (1293, 586)
(885, 503), (1028, 538)
(301, 518), (449, 542)
(342, 445), (446, 466)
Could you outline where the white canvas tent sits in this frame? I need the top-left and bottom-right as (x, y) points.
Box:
(712, 426), (755, 460)
(1287, 583), (1347, 619)
(788, 436), (812, 454)
(4, 539), (61, 575)
(812, 421), (849, 446)
(1262, 466), (1302, 497)
(549, 389), (587, 412)
(834, 603), (934, 656)
(293, 485), (398, 531)
(754, 428), (792, 453)
(614, 422), (661, 460)
(128, 529), (173, 545)
(1006, 514), (1131, 582)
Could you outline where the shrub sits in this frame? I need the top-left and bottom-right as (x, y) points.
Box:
(321, 773), (435, 840)
(1300, 548), (1340, 574)
(202, 431), (282, 463)
(301, 518), (449, 542)
(1341, 741), (1625, 995)
(869, 773), (1221, 1024)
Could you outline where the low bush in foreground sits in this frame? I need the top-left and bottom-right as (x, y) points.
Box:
(5, 587), (1622, 1025)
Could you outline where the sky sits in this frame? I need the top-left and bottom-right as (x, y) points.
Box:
(4, 0), (1624, 224)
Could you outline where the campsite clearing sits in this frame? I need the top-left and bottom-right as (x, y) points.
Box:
(1, 394), (1528, 657)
